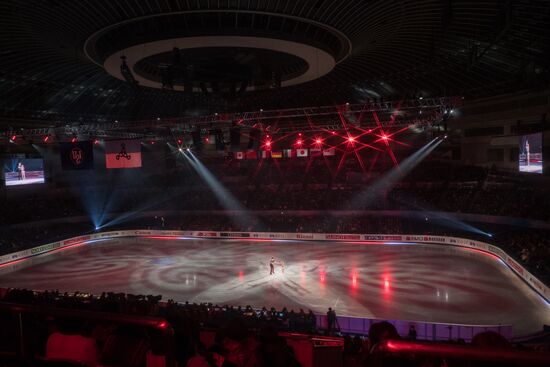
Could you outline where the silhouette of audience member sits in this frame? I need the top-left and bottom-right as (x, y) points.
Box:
(45, 319), (98, 367)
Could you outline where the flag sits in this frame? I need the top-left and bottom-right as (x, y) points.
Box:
(310, 148), (322, 157)
(105, 140), (142, 169)
(296, 148), (308, 157)
(271, 151), (282, 159)
(283, 149), (294, 158)
(260, 150), (270, 159)
(60, 141), (94, 170)
(323, 148), (336, 156)
(235, 152), (244, 160)
(245, 151), (257, 159)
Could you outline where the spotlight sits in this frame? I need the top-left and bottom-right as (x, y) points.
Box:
(71, 137), (78, 143)
(95, 226), (100, 231)
(9, 135), (16, 142)
(487, 233), (493, 238)
(266, 141), (271, 147)
(315, 138), (322, 144)
(94, 139), (100, 145)
(450, 109), (454, 114)
(348, 136), (355, 142)
(187, 148), (190, 151)
(296, 139), (303, 146)
(382, 135), (388, 140)
(177, 139), (182, 145)
(179, 148), (183, 152)
(43, 135), (50, 143)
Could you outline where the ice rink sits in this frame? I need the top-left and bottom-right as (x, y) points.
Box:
(1, 237), (549, 335)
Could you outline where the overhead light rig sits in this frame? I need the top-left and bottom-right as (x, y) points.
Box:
(0, 97), (459, 144)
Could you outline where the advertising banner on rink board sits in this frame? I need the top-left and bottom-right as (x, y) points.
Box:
(60, 141), (94, 170)
(105, 140), (142, 169)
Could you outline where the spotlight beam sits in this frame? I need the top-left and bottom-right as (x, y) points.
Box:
(344, 137), (443, 210)
(185, 151), (260, 229)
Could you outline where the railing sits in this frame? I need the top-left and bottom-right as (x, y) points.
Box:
(0, 302), (175, 367)
(315, 314), (513, 342)
(371, 339), (550, 366)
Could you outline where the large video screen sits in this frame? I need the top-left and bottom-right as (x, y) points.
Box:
(519, 133), (543, 174)
(3, 159), (45, 186)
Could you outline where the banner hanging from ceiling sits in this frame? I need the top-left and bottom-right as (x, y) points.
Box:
(59, 141), (94, 170)
(105, 140), (142, 169)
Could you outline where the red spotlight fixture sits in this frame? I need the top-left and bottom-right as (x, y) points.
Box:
(71, 137), (77, 143)
(43, 135), (50, 143)
(348, 136), (355, 143)
(94, 139), (100, 145)
(177, 139), (182, 145)
(331, 131), (336, 135)
(315, 138), (322, 145)
(296, 139), (303, 146)
(265, 141), (271, 147)
(151, 141), (156, 145)
(382, 134), (389, 140)
(10, 135), (16, 142)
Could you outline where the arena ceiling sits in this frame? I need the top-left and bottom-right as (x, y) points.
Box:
(0, 0), (548, 126)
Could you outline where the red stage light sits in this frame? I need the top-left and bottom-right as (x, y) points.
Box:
(71, 137), (77, 143)
(94, 139), (100, 145)
(43, 136), (50, 143)
(331, 131), (336, 135)
(298, 132), (302, 136)
(10, 135), (16, 141)
(296, 139), (303, 145)
(151, 141), (155, 145)
(266, 141), (271, 147)
(348, 136), (355, 142)
(382, 135), (389, 140)
(315, 138), (322, 144)
(177, 139), (182, 145)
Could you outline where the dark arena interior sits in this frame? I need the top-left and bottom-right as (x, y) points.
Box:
(1, 1), (550, 367)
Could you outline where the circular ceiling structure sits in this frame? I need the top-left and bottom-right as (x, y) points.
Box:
(84, 11), (350, 93)
(101, 37), (336, 91)
(0, 0), (548, 123)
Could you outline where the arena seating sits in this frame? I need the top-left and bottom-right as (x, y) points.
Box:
(1, 289), (549, 367)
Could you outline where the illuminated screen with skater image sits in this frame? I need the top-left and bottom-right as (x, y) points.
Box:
(3, 158), (45, 186)
(519, 133), (543, 174)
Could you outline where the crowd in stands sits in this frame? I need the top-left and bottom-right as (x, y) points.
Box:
(1, 161), (550, 225)
(0, 288), (310, 367)
(1, 288), (548, 367)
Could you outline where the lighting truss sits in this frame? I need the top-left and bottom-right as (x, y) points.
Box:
(0, 97), (459, 143)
